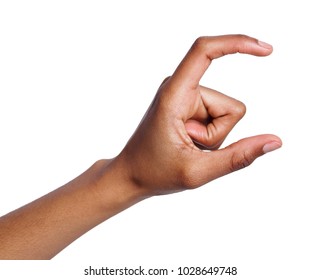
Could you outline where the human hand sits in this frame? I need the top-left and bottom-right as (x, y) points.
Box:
(0, 35), (282, 259)
(116, 35), (282, 196)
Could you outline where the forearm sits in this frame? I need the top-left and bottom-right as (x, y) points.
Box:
(0, 158), (146, 260)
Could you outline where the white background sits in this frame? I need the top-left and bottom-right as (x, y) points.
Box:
(0, 1), (320, 279)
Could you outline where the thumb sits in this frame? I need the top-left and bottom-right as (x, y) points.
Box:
(194, 134), (282, 185)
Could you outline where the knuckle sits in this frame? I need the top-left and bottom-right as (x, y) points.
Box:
(229, 150), (254, 172)
(235, 34), (249, 41)
(233, 34), (250, 45)
(234, 34), (254, 53)
(231, 100), (247, 118)
(192, 36), (209, 52)
(161, 76), (171, 86)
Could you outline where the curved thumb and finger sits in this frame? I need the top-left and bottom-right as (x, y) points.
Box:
(194, 134), (282, 185)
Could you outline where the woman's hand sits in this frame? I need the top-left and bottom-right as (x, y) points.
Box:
(117, 35), (282, 196)
(0, 34), (282, 259)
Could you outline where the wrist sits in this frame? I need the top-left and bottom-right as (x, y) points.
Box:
(93, 157), (150, 218)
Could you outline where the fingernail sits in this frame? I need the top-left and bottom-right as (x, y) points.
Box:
(258, 40), (273, 49)
(263, 141), (282, 154)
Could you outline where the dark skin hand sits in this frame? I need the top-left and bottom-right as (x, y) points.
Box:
(0, 34), (282, 259)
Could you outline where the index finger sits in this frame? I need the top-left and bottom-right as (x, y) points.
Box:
(171, 34), (273, 90)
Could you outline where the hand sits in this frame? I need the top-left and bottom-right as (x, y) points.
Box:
(0, 34), (282, 259)
(116, 35), (282, 196)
